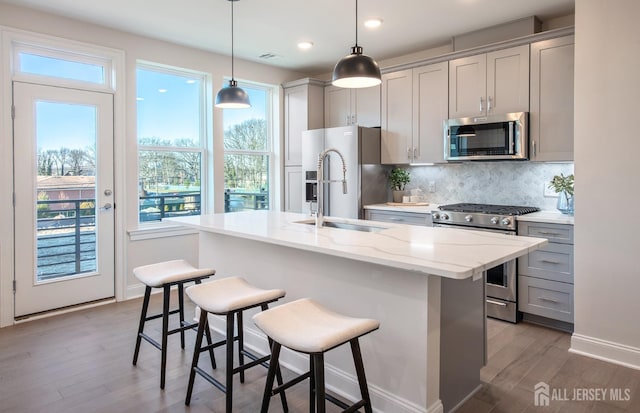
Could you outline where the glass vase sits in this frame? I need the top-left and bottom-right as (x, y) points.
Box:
(556, 190), (574, 215)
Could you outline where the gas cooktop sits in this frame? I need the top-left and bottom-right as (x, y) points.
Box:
(439, 203), (540, 216)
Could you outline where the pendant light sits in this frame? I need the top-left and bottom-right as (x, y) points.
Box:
(332, 0), (381, 88)
(215, 0), (251, 108)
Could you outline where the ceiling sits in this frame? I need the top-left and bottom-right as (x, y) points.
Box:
(0, 0), (575, 75)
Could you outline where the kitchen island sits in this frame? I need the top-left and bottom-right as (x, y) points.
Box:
(168, 211), (546, 413)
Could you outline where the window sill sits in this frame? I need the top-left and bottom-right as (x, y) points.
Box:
(128, 223), (198, 241)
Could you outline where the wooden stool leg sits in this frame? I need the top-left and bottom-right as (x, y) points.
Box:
(260, 341), (282, 413)
(186, 309), (208, 405)
(313, 353), (326, 413)
(178, 283), (186, 349)
(309, 355), (316, 413)
(350, 338), (373, 413)
(194, 278), (217, 369)
(160, 285), (171, 389)
(225, 312), (235, 413)
(132, 286), (151, 365)
(237, 311), (245, 383)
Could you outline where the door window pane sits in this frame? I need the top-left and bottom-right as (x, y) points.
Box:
(36, 102), (97, 280)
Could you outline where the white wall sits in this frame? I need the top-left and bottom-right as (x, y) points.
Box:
(0, 3), (305, 326)
(572, 0), (640, 368)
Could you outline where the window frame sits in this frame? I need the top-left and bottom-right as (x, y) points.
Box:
(12, 42), (114, 92)
(222, 80), (275, 211)
(136, 61), (208, 225)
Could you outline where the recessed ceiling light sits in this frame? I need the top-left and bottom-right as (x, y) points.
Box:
(297, 41), (314, 50)
(136, 97), (144, 101)
(158, 89), (167, 93)
(364, 18), (383, 29)
(186, 79), (196, 84)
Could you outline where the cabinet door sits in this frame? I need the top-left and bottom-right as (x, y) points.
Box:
(413, 62), (449, 163)
(284, 166), (302, 212)
(530, 36), (575, 161)
(381, 70), (413, 164)
(324, 85), (351, 128)
(354, 85), (381, 127)
(486, 45), (529, 114)
(284, 85), (308, 166)
(449, 53), (486, 118)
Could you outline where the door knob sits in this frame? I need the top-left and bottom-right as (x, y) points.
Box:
(101, 203), (113, 211)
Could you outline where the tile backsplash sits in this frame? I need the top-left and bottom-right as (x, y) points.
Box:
(405, 162), (574, 211)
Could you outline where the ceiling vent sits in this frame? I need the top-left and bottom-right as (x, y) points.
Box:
(258, 52), (279, 60)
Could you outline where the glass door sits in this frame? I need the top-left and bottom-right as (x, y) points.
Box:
(13, 82), (114, 317)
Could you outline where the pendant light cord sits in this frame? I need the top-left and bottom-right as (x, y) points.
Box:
(231, 0), (235, 81)
(354, 0), (359, 47)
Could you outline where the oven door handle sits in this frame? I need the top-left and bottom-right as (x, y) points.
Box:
(486, 299), (508, 307)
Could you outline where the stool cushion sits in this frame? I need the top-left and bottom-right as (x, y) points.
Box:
(252, 298), (379, 353)
(133, 259), (215, 287)
(186, 277), (285, 314)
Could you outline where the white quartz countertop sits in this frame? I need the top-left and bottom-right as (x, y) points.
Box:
(364, 203), (440, 214)
(364, 203), (574, 225)
(516, 210), (574, 225)
(167, 211), (547, 280)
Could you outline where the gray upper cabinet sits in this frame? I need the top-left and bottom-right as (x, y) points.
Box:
(529, 35), (575, 162)
(283, 79), (324, 167)
(382, 62), (448, 164)
(381, 69), (413, 164)
(283, 79), (323, 212)
(449, 44), (529, 118)
(324, 84), (381, 128)
(413, 62), (449, 164)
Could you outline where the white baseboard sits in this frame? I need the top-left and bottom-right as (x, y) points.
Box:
(570, 333), (640, 370)
(206, 314), (433, 413)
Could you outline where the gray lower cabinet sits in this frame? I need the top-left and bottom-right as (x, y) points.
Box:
(518, 221), (574, 326)
(365, 209), (432, 226)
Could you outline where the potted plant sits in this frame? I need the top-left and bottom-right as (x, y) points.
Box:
(549, 173), (574, 215)
(389, 168), (411, 202)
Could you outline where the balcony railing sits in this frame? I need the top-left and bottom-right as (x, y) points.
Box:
(37, 198), (96, 280)
(139, 192), (201, 222)
(224, 190), (269, 212)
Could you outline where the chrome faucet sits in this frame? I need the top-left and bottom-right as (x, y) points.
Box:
(316, 148), (347, 228)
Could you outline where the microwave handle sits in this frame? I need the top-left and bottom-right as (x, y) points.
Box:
(509, 121), (515, 155)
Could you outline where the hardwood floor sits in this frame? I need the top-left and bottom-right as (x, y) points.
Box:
(1, 293), (639, 413)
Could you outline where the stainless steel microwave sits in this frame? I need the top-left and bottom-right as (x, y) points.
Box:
(444, 112), (528, 161)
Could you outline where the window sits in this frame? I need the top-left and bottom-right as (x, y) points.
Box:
(136, 64), (206, 222)
(223, 83), (273, 212)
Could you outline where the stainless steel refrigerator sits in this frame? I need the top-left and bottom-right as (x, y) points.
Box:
(301, 125), (388, 219)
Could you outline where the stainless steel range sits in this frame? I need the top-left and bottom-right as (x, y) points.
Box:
(432, 203), (540, 323)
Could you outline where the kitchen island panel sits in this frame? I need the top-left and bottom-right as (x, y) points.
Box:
(198, 231), (442, 413)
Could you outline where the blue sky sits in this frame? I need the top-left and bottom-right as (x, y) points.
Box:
(36, 102), (96, 151)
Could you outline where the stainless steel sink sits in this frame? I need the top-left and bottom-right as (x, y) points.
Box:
(295, 220), (385, 233)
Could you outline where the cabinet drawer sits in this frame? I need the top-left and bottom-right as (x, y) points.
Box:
(518, 276), (573, 323)
(518, 222), (573, 244)
(518, 243), (573, 283)
(365, 210), (431, 226)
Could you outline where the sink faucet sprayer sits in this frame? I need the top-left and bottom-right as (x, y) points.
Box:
(316, 148), (347, 228)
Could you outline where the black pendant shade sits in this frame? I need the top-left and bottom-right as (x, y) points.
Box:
(215, 0), (251, 109)
(216, 79), (250, 108)
(332, 45), (381, 88)
(332, 0), (381, 88)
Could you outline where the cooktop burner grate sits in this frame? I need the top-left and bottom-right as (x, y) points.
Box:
(439, 203), (540, 215)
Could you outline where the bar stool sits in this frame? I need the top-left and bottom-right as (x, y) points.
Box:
(185, 277), (288, 413)
(253, 298), (380, 413)
(132, 259), (216, 389)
